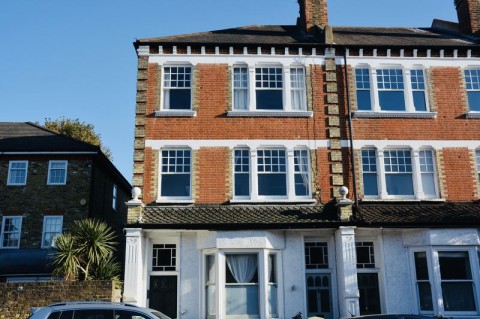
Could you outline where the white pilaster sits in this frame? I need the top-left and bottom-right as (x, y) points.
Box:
(404, 70), (415, 112)
(250, 149), (259, 200)
(248, 65), (256, 111)
(287, 149), (296, 199)
(284, 67), (292, 111)
(123, 228), (145, 306)
(377, 149), (388, 199)
(371, 68), (380, 112)
(335, 227), (360, 318)
(412, 149), (424, 199)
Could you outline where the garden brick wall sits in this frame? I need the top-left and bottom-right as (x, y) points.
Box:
(0, 280), (116, 319)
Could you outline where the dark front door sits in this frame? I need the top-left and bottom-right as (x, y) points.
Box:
(149, 275), (177, 318)
(358, 273), (381, 315)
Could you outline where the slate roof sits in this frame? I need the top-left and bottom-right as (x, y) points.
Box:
(130, 201), (480, 230)
(357, 201), (480, 227)
(0, 122), (100, 153)
(136, 203), (341, 230)
(135, 23), (480, 48)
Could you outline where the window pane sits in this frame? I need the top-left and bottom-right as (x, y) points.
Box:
(256, 90), (283, 110)
(152, 244), (176, 271)
(413, 91), (427, 111)
(363, 173), (378, 196)
(258, 174), (287, 196)
(235, 173), (250, 196)
(356, 242), (375, 268)
(165, 89), (191, 110)
(467, 91), (480, 111)
(414, 252), (429, 280)
(161, 175), (190, 197)
(357, 90), (372, 111)
(306, 274), (332, 318)
(386, 174), (414, 195)
(421, 173), (436, 196)
(305, 242), (329, 269)
(417, 282), (434, 311)
(438, 251), (472, 280)
(441, 282), (476, 311)
(294, 150), (310, 196)
(357, 273), (381, 315)
(379, 91), (406, 111)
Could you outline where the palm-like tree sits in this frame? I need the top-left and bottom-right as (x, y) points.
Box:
(51, 219), (119, 281)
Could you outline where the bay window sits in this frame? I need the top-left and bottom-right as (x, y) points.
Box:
(204, 251), (279, 318)
(412, 248), (479, 315)
(232, 147), (312, 201)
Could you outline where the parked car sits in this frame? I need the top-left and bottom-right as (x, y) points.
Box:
(28, 301), (171, 319)
(347, 315), (437, 319)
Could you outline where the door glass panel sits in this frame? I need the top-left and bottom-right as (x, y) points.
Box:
(305, 273), (333, 319)
(149, 275), (177, 318)
(357, 273), (381, 315)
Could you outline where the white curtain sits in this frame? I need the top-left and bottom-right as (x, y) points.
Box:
(234, 89), (248, 110)
(291, 90), (306, 110)
(226, 254), (257, 283)
(299, 151), (310, 188)
(163, 89), (170, 109)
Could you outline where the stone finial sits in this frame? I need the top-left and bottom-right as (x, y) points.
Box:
(336, 186), (354, 221)
(127, 187), (142, 205)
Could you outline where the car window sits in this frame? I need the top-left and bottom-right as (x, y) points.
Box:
(46, 312), (61, 319)
(114, 310), (151, 319)
(59, 311), (74, 319)
(73, 310), (113, 319)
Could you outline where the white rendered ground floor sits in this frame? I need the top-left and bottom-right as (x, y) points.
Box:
(123, 227), (480, 319)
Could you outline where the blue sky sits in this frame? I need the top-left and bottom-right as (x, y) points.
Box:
(0, 1), (457, 183)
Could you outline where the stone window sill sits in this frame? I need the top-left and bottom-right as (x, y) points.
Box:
(227, 111), (313, 118)
(229, 198), (317, 204)
(155, 110), (196, 117)
(352, 111), (437, 119)
(466, 112), (480, 119)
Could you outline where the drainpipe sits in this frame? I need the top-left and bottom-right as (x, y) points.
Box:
(343, 49), (359, 210)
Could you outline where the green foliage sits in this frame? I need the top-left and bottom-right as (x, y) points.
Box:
(51, 219), (120, 281)
(40, 116), (113, 159)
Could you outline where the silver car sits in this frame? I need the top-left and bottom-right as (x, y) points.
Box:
(28, 301), (171, 319)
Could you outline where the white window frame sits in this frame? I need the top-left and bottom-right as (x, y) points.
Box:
(464, 68), (480, 113)
(233, 65), (249, 110)
(1, 216), (23, 249)
(156, 64), (195, 117)
(476, 149), (480, 183)
(157, 148), (193, 202)
(231, 146), (313, 202)
(41, 216), (63, 249)
(360, 147), (439, 200)
(410, 247), (480, 316)
(7, 160), (28, 186)
(202, 249), (282, 319)
(353, 64), (432, 116)
(47, 160), (68, 185)
(229, 63), (310, 116)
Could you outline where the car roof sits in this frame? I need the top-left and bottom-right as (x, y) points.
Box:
(30, 302), (165, 318)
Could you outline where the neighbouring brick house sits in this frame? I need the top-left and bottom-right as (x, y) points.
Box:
(124, 1), (480, 318)
(0, 122), (131, 282)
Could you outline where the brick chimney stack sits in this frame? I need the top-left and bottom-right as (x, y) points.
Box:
(298, 0), (328, 33)
(455, 0), (480, 35)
